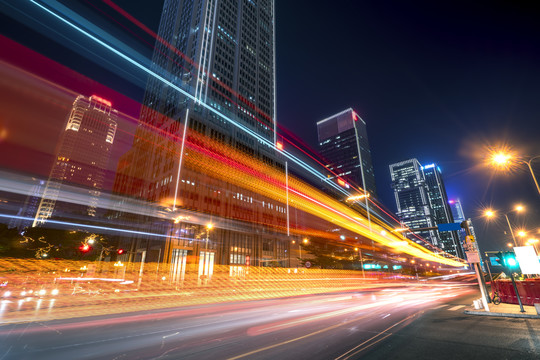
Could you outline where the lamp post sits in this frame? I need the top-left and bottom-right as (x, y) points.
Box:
(484, 205), (525, 247)
(300, 238), (308, 261)
(527, 238), (539, 253)
(526, 156), (540, 195)
(354, 247), (365, 278)
(490, 151), (540, 196)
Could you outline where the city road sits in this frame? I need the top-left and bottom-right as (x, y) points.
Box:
(1, 277), (538, 359)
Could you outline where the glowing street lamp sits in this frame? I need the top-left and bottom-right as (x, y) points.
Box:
(484, 205), (526, 247)
(527, 238), (539, 253)
(487, 149), (540, 196)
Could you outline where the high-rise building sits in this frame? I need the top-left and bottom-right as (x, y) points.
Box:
(144, 0), (276, 144)
(112, 0), (288, 277)
(389, 159), (438, 246)
(390, 159), (465, 258)
(317, 108), (377, 197)
(33, 95), (118, 226)
(449, 198), (473, 256)
(9, 178), (45, 231)
(449, 198), (465, 223)
(423, 164), (462, 258)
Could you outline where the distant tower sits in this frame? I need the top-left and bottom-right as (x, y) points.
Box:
(9, 178), (45, 231)
(317, 108), (377, 197)
(33, 95), (117, 226)
(389, 159), (437, 246)
(423, 164), (462, 258)
(449, 198), (472, 257)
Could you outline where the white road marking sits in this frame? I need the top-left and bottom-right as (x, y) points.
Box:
(162, 332), (180, 339)
(433, 304), (448, 310)
(448, 305), (465, 311)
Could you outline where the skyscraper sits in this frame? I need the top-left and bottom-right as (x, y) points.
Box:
(112, 0), (287, 277)
(423, 164), (462, 258)
(33, 95), (118, 226)
(389, 159), (438, 246)
(317, 108), (377, 197)
(449, 198), (472, 257)
(143, 0), (276, 144)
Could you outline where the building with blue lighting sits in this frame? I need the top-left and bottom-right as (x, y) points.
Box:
(389, 159), (438, 247)
(449, 198), (474, 256)
(389, 159), (464, 258)
(423, 164), (463, 258)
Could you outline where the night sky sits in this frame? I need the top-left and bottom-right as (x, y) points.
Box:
(2, 0), (540, 251)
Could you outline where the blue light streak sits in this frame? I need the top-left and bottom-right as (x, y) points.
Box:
(0, 214), (190, 241)
(28, 0), (349, 196)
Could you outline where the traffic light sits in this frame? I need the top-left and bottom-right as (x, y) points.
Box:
(117, 248), (124, 255)
(79, 244), (91, 253)
(503, 252), (519, 269)
(495, 251), (520, 273)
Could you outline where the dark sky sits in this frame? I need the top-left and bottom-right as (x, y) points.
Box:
(2, 0), (540, 251)
(275, 0), (540, 251)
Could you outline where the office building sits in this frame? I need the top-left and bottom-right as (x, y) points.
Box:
(423, 164), (462, 258)
(449, 198), (474, 255)
(389, 159), (438, 246)
(112, 0), (288, 279)
(33, 95), (118, 226)
(317, 108), (377, 197)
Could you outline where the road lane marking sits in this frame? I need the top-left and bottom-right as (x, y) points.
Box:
(162, 332), (180, 339)
(335, 311), (422, 360)
(448, 305), (465, 311)
(433, 304), (448, 310)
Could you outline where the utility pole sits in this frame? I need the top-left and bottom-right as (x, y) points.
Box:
(461, 221), (490, 311)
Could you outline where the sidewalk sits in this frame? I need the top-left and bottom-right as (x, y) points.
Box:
(465, 302), (540, 319)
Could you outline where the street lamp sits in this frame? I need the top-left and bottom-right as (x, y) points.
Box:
(488, 150), (540, 196)
(354, 247), (365, 278)
(484, 205), (525, 247)
(527, 239), (539, 253)
(299, 238), (308, 261)
(206, 223), (213, 251)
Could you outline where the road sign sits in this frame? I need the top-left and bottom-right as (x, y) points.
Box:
(437, 223), (462, 232)
(304, 261), (312, 268)
(465, 251), (480, 264)
(465, 235), (475, 244)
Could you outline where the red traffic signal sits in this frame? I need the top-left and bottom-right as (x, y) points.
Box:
(79, 244), (91, 253)
(117, 248), (124, 255)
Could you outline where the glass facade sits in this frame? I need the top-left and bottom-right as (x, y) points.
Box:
(33, 95), (118, 226)
(111, 0), (290, 269)
(389, 159), (437, 246)
(423, 165), (463, 258)
(317, 109), (377, 197)
(390, 159), (465, 258)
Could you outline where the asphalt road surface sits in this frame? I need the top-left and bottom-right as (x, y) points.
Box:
(1, 278), (539, 360)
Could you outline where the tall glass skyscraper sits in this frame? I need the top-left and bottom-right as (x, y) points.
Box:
(390, 159), (464, 258)
(317, 108), (377, 197)
(389, 159), (437, 246)
(112, 0), (288, 275)
(423, 164), (462, 258)
(143, 0), (276, 143)
(33, 95), (118, 226)
(449, 198), (473, 257)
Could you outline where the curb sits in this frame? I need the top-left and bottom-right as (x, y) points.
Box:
(464, 309), (540, 319)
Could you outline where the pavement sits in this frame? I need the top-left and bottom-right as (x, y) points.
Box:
(465, 301), (540, 319)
